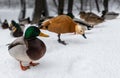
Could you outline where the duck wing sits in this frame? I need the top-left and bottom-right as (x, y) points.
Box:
(8, 37), (25, 50)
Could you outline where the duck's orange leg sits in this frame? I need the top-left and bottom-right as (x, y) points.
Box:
(29, 62), (39, 66)
(20, 61), (30, 71)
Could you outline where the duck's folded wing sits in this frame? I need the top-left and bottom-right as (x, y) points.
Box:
(8, 37), (25, 50)
(8, 43), (23, 50)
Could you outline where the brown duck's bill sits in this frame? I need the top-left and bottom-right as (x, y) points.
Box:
(82, 34), (87, 39)
(39, 32), (49, 37)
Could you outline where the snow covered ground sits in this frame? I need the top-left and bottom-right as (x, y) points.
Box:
(0, 8), (120, 78)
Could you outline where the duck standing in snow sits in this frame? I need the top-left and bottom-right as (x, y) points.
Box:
(9, 20), (23, 37)
(1, 19), (9, 29)
(8, 26), (47, 71)
(80, 11), (104, 27)
(40, 15), (87, 45)
(38, 15), (92, 30)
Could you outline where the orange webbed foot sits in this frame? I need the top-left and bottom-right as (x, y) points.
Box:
(21, 66), (30, 71)
(20, 61), (30, 71)
(29, 62), (39, 66)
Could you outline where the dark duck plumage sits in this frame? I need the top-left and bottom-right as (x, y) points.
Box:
(1, 19), (9, 29)
(8, 26), (46, 71)
(9, 20), (23, 37)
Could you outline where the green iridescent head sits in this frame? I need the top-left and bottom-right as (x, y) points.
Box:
(11, 20), (21, 30)
(24, 26), (40, 39)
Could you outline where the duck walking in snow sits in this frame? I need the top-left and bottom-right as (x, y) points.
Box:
(40, 15), (87, 45)
(8, 26), (47, 71)
(80, 11), (104, 27)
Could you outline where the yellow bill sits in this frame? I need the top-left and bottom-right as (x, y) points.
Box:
(12, 26), (17, 32)
(39, 32), (49, 37)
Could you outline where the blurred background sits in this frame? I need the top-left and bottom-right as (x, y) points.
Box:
(0, 0), (120, 23)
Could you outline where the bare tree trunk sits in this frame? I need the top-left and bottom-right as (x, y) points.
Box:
(89, 0), (92, 12)
(103, 0), (109, 12)
(8, 0), (11, 8)
(80, 0), (83, 11)
(53, 0), (58, 7)
(32, 0), (49, 23)
(18, 0), (26, 20)
(67, 0), (74, 18)
(84, 0), (88, 11)
(58, 0), (64, 15)
(95, 0), (100, 12)
(42, 0), (49, 17)
(32, 0), (43, 24)
(67, 0), (73, 13)
(101, 0), (109, 17)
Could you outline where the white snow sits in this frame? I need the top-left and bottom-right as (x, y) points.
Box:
(0, 8), (120, 78)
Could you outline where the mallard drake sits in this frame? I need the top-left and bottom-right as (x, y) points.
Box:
(40, 15), (87, 45)
(8, 26), (46, 71)
(9, 20), (23, 37)
(1, 19), (9, 29)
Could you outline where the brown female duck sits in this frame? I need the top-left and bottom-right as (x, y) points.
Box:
(80, 11), (104, 27)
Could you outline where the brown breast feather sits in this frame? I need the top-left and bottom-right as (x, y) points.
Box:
(26, 38), (46, 60)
